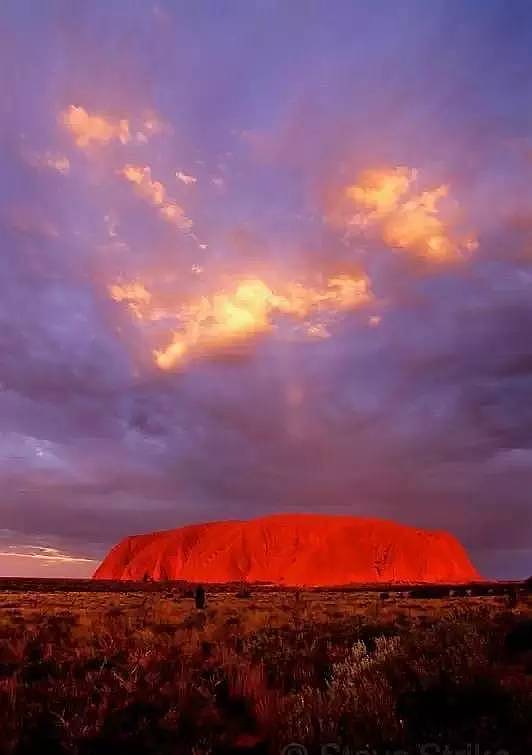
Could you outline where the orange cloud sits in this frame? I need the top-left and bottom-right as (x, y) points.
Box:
(109, 273), (371, 369)
(61, 105), (167, 148)
(61, 105), (130, 147)
(122, 164), (165, 203)
(121, 164), (193, 231)
(109, 280), (152, 319)
(334, 167), (477, 261)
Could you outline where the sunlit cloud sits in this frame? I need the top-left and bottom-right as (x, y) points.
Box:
(110, 273), (371, 369)
(61, 106), (167, 151)
(306, 322), (330, 339)
(331, 167), (477, 262)
(61, 105), (131, 147)
(122, 164), (165, 203)
(160, 203), (192, 229)
(26, 150), (70, 174)
(134, 116), (167, 143)
(109, 280), (152, 319)
(121, 164), (193, 230)
(155, 274), (371, 368)
(176, 170), (197, 185)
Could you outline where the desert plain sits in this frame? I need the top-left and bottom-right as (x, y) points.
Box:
(0, 579), (531, 754)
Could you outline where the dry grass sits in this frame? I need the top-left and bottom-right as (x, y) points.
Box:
(0, 584), (531, 753)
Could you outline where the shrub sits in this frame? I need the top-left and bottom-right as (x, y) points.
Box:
(505, 618), (532, 653)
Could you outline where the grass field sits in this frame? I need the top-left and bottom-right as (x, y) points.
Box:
(0, 581), (531, 754)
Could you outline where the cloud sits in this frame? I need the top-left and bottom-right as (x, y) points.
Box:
(26, 150), (70, 174)
(109, 273), (371, 369)
(109, 280), (152, 319)
(176, 170), (197, 185)
(136, 115), (168, 143)
(61, 105), (131, 147)
(160, 203), (192, 229)
(0, 538), (98, 576)
(0, 545), (96, 564)
(61, 105), (167, 149)
(122, 164), (165, 203)
(2, 205), (58, 239)
(121, 164), (193, 230)
(331, 167), (477, 262)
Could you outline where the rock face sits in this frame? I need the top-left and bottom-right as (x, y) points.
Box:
(93, 513), (480, 585)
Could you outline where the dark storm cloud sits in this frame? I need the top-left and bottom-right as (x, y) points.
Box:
(1, 1), (532, 578)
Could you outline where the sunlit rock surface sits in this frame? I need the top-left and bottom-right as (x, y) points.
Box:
(94, 513), (480, 585)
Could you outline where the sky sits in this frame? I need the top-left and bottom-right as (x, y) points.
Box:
(1, 1), (532, 579)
